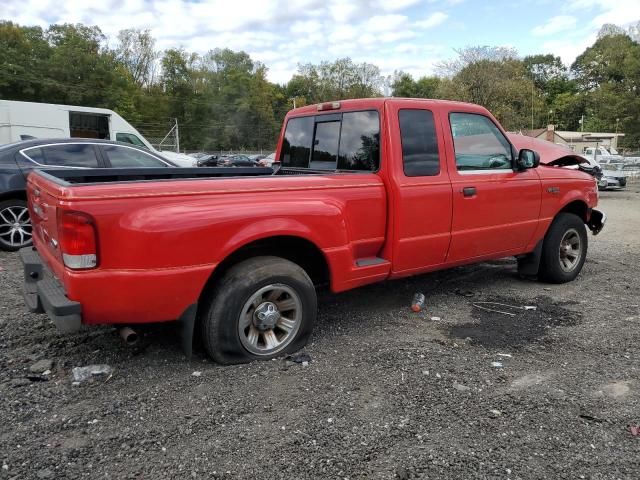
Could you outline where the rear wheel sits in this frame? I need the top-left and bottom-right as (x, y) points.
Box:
(200, 256), (316, 364)
(0, 199), (32, 252)
(538, 213), (587, 283)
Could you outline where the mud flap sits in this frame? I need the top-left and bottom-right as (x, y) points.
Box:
(177, 303), (198, 359)
(517, 240), (543, 277)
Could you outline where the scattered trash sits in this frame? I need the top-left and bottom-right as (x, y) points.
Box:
(435, 373), (442, 379)
(422, 370), (429, 375)
(285, 352), (312, 364)
(430, 316), (441, 321)
(327, 418), (334, 423)
(411, 293), (425, 312)
(489, 409), (502, 417)
(473, 302), (538, 317)
(579, 413), (605, 423)
(71, 364), (113, 383)
(42, 370), (51, 376)
(453, 381), (471, 392)
(29, 359), (53, 374)
(491, 362), (503, 368)
(496, 353), (512, 358)
(301, 361), (309, 367)
(192, 371), (202, 377)
(630, 425), (640, 436)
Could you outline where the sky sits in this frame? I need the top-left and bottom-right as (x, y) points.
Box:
(2, 0), (640, 84)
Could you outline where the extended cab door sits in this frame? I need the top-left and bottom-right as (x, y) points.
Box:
(444, 110), (541, 261)
(387, 102), (453, 275)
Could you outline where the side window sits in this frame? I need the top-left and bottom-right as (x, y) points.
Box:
(116, 133), (146, 148)
(21, 147), (45, 164)
(103, 145), (168, 167)
(280, 117), (314, 167)
(310, 120), (340, 170)
(338, 111), (380, 171)
(40, 144), (100, 168)
(450, 113), (512, 171)
(399, 109), (439, 177)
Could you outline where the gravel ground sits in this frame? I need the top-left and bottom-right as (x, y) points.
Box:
(1, 189), (639, 479)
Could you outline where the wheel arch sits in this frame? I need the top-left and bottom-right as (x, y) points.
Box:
(557, 199), (589, 223)
(198, 235), (331, 305)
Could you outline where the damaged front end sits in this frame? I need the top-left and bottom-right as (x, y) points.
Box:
(587, 209), (606, 236)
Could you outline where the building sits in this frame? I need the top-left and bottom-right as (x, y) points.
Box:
(522, 125), (625, 154)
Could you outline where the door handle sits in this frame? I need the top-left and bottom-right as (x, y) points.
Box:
(462, 187), (477, 197)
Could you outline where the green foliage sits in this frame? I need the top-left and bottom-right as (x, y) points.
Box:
(1, 20), (640, 150)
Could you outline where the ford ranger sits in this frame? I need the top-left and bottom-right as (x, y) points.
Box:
(19, 98), (605, 364)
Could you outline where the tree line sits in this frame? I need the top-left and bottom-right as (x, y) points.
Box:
(1, 20), (639, 151)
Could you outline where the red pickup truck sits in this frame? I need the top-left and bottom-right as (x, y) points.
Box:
(20, 98), (605, 364)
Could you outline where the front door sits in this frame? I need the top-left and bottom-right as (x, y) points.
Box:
(445, 111), (541, 262)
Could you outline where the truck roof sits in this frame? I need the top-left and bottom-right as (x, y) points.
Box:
(290, 97), (487, 115)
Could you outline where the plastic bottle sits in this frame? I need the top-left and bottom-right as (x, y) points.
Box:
(411, 293), (425, 312)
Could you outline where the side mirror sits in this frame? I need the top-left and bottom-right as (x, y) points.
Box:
(516, 149), (540, 171)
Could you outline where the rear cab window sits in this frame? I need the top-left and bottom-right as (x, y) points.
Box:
(280, 110), (380, 172)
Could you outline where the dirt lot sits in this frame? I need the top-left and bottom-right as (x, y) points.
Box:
(1, 189), (639, 480)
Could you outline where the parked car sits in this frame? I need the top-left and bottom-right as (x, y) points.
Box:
(258, 152), (277, 167)
(217, 154), (260, 167)
(194, 154), (219, 166)
(583, 146), (624, 165)
(248, 154), (266, 162)
(0, 138), (177, 251)
(20, 98), (604, 364)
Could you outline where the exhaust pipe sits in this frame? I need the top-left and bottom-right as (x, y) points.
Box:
(119, 327), (139, 346)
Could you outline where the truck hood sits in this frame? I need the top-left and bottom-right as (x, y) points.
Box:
(507, 133), (587, 167)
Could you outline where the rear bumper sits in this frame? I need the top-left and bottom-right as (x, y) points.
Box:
(20, 247), (82, 333)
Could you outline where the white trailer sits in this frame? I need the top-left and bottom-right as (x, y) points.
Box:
(0, 100), (195, 166)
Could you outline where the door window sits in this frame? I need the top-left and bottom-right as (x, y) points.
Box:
(33, 144), (100, 167)
(103, 145), (169, 167)
(399, 109), (440, 176)
(449, 113), (512, 171)
(116, 132), (147, 147)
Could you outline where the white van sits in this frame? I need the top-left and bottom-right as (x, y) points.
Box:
(0, 100), (196, 166)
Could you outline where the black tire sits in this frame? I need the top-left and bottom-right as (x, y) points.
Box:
(538, 213), (588, 283)
(0, 199), (32, 252)
(200, 256), (317, 364)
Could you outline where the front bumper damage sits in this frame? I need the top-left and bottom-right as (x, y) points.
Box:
(20, 247), (82, 333)
(587, 208), (606, 236)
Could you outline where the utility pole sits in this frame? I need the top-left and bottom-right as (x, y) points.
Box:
(531, 83), (534, 130)
(580, 114), (584, 133)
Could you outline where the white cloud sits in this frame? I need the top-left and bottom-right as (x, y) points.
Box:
(532, 15), (577, 36)
(415, 12), (448, 29)
(566, 0), (640, 28)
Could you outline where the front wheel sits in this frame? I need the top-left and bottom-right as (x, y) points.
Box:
(538, 213), (588, 283)
(200, 256), (317, 364)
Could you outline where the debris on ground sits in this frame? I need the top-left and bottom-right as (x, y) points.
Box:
(71, 364), (113, 383)
(453, 381), (471, 392)
(491, 362), (503, 368)
(29, 359), (53, 374)
(411, 293), (425, 312)
(430, 316), (441, 321)
(192, 371), (202, 377)
(630, 425), (640, 436)
(489, 409), (502, 417)
(496, 353), (512, 358)
(285, 352), (312, 364)
(579, 413), (605, 423)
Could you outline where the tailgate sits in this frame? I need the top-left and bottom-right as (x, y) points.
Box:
(26, 172), (65, 271)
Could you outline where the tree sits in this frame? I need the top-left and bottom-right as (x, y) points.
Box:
(391, 72), (441, 98)
(115, 29), (159, 88)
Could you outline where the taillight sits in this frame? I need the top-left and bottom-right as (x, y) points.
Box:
(57, 211), (98, 269)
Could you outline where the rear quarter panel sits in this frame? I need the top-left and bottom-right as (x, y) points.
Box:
(29, 172), (386, 324)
